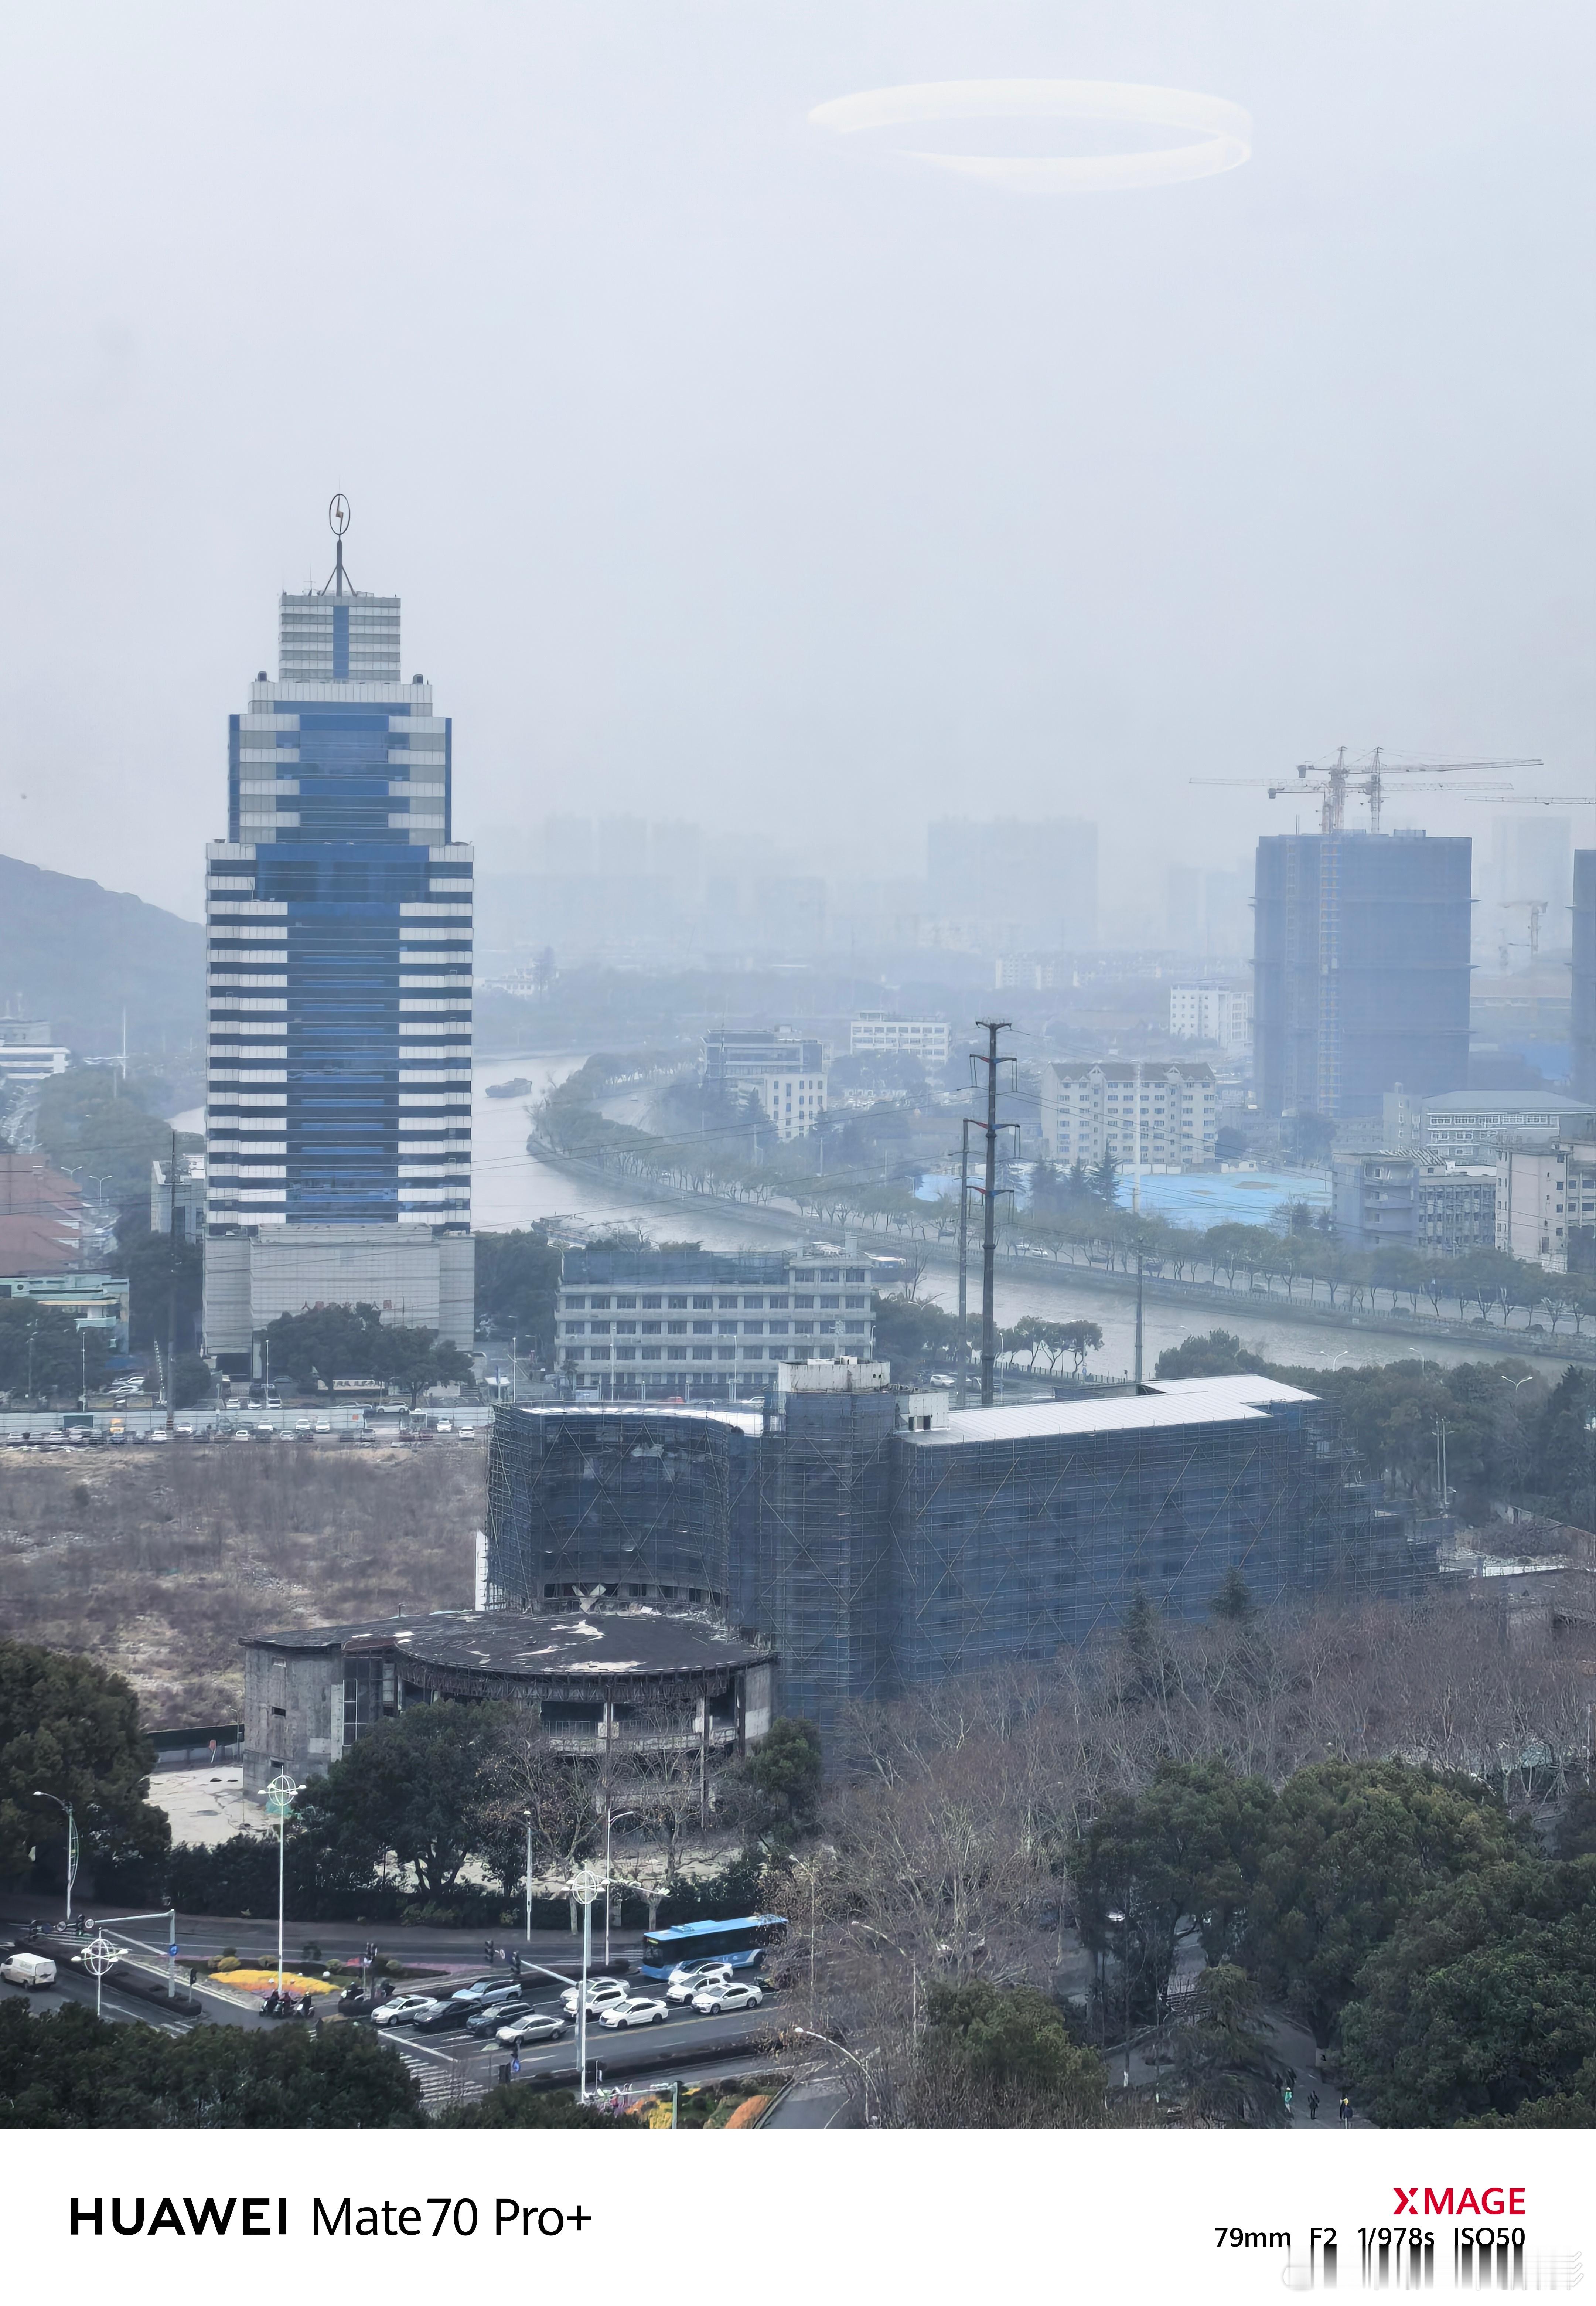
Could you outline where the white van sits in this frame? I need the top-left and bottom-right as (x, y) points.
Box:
(1, 1951), (56, 1990)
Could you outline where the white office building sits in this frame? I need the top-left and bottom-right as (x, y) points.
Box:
(0, 1020), (70, 1087)
(849, 1013), (951, 1065)
(1169, 983), (1252, 1054)
(1496, 1142), (1596, 1272)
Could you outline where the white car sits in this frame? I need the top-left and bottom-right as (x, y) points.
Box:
(597, 1996), (669, 2030)
(497, 2010), (567, 2046)
(314, 1420), (332, 1435)
(560, 1976), (629, 2017)
(372, 1994), (444, 2028)
(666, 1963), (733, 2004)
(692, 1978), (764, 2015)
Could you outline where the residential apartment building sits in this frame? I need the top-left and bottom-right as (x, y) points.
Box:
(701, 1028), (826, 1141)
(1040, 1061), (1218, 1171)
(849, 1013), (950, 1066)
(202, 530), (473, 1368)
(554, 1243), (876, 1402)
(1254, 830), (1471, 1118)
(1575, 850), (1595, 1106)
(1496, 1143), (1596, 1273)
(1169, 982), (1252, 1055)
(0, 1154), (82, 1275)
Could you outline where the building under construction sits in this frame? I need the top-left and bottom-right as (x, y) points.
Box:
(1255, 830), (1472, 1119)
(485, 1364), (1427, 1732)
(1575, 849), (1596, 1107)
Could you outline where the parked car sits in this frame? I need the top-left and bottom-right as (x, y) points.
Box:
(0, 1952), (57, 1990)
(666, 1963), (733, 2005)
(597, 1996), (668, 2030)
(560, 1976), (629, 2018)
(497, 2010), (567, 2046)
(371, 1993), (444, 2028)
(692, 1978), (764, 2015)
(314, 1419), (333, 1435)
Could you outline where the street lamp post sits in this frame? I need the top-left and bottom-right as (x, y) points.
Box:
(792, 2027), (876, 2126)
(33, 1790), (77, 1925)
(570, 1866), (603, 2103)
(265, 1768), (300, 1998)
(603, 1807), (637, 1966)
(523, 1810), (533, 1946)
(1106, 1907), (1131, 2086)
(82, 1932), (117, 2019)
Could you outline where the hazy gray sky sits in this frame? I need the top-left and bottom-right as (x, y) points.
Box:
(1, 1), (1591, 921)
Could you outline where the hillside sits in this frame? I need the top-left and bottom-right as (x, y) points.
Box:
(0, 853), (203, 1058)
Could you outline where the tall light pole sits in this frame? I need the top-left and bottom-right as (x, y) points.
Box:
(1106, 1907), (1131, 2086)
(603, 1808), (637, 1965)
(33, 1790), (78, 1924)
(570, 1865), (603, 2102)
(265, 1768), (300, 1997)
(82, 1932), (116, 2019)
(793, 2027), (876, 2126)
(523, 1810), (533, 1946)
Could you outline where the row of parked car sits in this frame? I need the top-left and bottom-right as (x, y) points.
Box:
(369, 1956), (769, 2044)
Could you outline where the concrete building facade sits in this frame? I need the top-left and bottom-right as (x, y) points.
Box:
(701, 1028), (826, 1141)
(1575, 850), (1596, 1107)
(1387, 1089), (1596, 1162)
(1332, 1150), (1496, 1254)
(1040, 1061), (1218, 1170)
(1496, 1142), (1596, 1272)
(555, 1243), (876, 1401)
(0, 1020), (70, 1088)
(150, 1153), (207, 1243)
(849, 1013), (951, 1066)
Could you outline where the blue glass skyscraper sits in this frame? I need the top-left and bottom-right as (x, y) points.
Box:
(202, 521), (473, 1368)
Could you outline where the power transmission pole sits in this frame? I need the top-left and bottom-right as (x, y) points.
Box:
(971, 1021), (1014, 1408)
(956, 1118), (971, 1409)
(167, 1128), (178, 1431)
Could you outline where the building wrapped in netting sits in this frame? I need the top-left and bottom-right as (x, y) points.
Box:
(485, 1368), (1433, 1732)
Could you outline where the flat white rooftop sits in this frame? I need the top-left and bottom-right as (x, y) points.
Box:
(918, 1374), (1318, 1446)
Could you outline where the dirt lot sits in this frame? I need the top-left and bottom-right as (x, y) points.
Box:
(0, 1442), (482, 1726)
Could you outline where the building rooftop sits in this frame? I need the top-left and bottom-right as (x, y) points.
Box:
(246, 1607), (771, 1677)
(913, 1374), (1319, 1446)
(505, 1400), (768, 1438)
(1423, 1091), (1593, 1115)
(560, 1245), (801, 1287)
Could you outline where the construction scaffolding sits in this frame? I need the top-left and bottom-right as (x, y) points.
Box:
(485, 1385), (1435, 1735)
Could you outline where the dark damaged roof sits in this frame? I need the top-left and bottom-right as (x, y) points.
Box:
(245, 1607), (773, 1679)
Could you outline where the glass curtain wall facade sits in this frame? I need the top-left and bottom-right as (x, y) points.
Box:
(204, 574), (472, 1356)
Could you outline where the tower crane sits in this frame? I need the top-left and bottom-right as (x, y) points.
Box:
(1192, 746), (1540, 834)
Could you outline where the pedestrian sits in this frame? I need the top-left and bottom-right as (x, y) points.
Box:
(1339, 2093), (1352, 2128)
(188, 1965), (199, 1989)
(1308, 2090), (1320, 2122)
(510, 2052), (521, 2079)
(1282, 2082), (1294, 2117)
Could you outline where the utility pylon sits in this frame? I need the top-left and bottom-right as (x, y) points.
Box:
(970, 1021), (1017, 1407)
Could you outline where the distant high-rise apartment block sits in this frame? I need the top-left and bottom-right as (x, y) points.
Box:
(202, 519), (473, 1370)
(849, 1013), (950, 1065)
(1169, 983), (1252, 1054)
(1573, 851), (1596, 1105)
(1254, 832), (1471, 1119)
(927, 817), (1098, 949)
(1040, 1060), (1218, 1171)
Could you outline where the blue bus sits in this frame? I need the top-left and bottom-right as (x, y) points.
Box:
(638, 1915), (788, 1981)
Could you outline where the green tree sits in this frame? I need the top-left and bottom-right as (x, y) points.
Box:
(474, 1225), (563, 1364)
(742, 1717), (823, 1835)
(122, 1229), (204, 1355)
(1530, 1367), (1596, 1527)
(436, 2084), (636, 2128)
(171, 1351), (212, 1409)
(1090, 1152), (1120, 1206)
(1172, 1962), (1285, 2126)
(1075, 1760), (1278, 2016)
(1153, 1329), (1271, 1381)
(0, 2002), (423, 2126)
(0, 1640), (170, 1882)
(1209, 1567), (1257, 1623)
(264, 1303), (470, 1405)
(914, 1980), (1106, 2122)
(1245, 1761), (1520, 2050)
(871, 1293), (961, 1379)
(34, 1067), (200, 1215)
(0, 1299), (110, 1401)
(294, 1701), (507, 1895)
(1340, 1858), (1596, 2125)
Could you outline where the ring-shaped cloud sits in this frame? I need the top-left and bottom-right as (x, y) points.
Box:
(808, 79), (1252, 193)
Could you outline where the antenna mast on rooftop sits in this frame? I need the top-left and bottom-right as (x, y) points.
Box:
(321, 493), (353, 597)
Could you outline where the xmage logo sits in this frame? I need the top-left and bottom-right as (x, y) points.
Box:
(1392, 2188), (1525, 2218)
